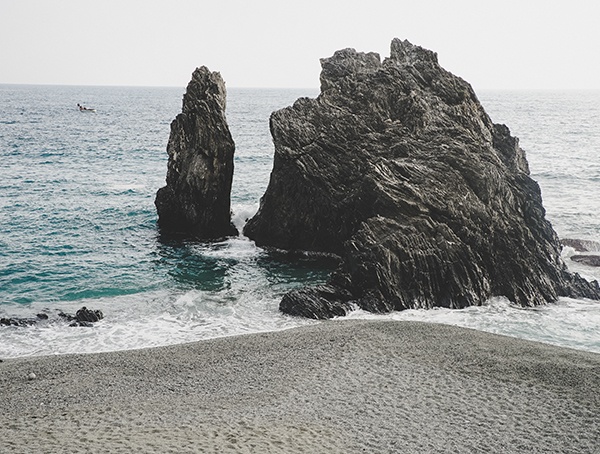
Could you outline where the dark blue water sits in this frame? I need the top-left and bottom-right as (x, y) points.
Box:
(1, 85), (599, 357)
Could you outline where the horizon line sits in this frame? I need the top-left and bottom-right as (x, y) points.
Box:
(2, 82), (600, 92)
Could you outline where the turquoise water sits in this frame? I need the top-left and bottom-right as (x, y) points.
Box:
(1, 85), (599, 357)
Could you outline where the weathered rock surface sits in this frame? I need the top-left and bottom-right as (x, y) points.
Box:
(155, 66), (238, 239)
(244, 38), (600, 318)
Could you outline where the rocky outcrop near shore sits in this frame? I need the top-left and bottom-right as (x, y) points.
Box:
(0, 307), (104, 327)
(244, 38), (600, 318)
(561, 238), (600, 267)
(155, 67), (238, 239)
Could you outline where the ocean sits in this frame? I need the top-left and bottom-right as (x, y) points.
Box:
(1, 85), (599, 358)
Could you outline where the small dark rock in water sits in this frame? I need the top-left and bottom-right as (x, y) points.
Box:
(1, 313), (49, 327)
(561, 239), (600, 253)
(244, 38), (600, 319)
(571, 255), (600, 267)
(1, 307), (103, 328)
(70, 321), (95, 328)
(280, 285), (355, 319)
(155, 66), (238, 240)
(59, 307), (104, 327)
(75, 307), (103, 323)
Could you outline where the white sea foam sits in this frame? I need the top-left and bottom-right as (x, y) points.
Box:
(0, 288), (315, 358)
(342, 248), (600, 354)
(231, 202), (259, 232)
(344, 297), (600, 353)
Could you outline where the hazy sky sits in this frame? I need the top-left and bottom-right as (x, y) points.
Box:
(1, 0), (599, 90)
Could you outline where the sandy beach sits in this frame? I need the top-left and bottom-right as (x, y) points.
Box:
(1, 320), (598, 453)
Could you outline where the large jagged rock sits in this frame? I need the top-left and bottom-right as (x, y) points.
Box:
(244, 38), (600, 319)
(155, 66), (238, 239)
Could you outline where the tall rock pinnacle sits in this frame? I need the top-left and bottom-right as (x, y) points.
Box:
(155, 66), (238, 239)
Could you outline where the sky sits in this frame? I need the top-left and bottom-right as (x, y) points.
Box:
(1, 0), (599, 91)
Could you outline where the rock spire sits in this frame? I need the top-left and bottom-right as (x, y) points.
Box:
(155, 66), (238, 239)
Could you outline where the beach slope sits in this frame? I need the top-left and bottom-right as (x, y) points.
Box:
(1, 320), (598, 453)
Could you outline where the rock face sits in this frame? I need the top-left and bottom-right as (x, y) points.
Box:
(244, 38), (600, 318)
(155, 66), (238, 239)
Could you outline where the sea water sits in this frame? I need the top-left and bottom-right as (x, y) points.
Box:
(1, 85), (599, 358)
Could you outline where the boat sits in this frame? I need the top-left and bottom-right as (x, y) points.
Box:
(77, 103), (96, 113)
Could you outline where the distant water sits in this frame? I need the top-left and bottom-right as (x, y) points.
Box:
(1, 85), (599, 358)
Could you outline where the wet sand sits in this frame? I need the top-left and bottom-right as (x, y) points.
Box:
(1, 320), (598, 453)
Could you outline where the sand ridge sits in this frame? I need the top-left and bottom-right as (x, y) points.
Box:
(1, 320), (599, 453)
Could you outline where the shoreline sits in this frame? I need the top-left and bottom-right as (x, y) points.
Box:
(1, 319), (599, 453)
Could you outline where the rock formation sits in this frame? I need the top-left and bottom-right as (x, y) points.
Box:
(0, 307), (104, 328)
(244, 38), (600, 318)
(155, 66), (238, 239)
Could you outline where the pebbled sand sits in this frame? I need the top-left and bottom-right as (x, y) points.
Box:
(1, 320), (599, 453)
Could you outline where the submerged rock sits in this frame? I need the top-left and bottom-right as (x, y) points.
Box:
(0, 313), (48, 327)
(155, 66), (238, 239)
(570, 255), (600, 267)
(561, 238), (600, 253)
(244, 38), (600, 318)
